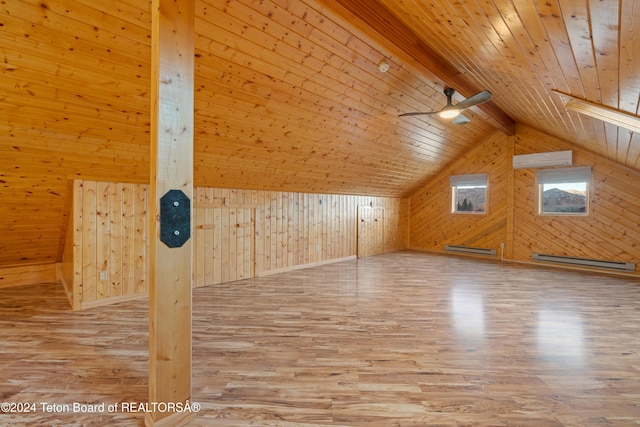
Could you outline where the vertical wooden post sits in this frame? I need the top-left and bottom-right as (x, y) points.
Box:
(505, 133), (516, 261)
(147, 0), (195, 426)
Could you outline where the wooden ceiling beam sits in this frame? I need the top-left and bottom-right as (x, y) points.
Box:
(315, 0), (516, 135)
(553, 90), (640, 134)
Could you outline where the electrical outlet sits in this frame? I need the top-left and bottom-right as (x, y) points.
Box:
(99, 271), (107, 281)
(500, 242), (505, 249)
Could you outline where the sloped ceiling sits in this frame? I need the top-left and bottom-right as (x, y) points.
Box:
(368, 0), (640, 167)
(193, 0), (511, 196)
(1, 0), (639, 267)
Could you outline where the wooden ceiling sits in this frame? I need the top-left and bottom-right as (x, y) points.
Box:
(367, 0), (640, 166)
(1, 0), (639, 267)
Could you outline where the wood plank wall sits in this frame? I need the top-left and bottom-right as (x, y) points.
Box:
(61, 181), (409, 308)
(193, 187), (409, 287)
(357, 206), (385, 258)
(60, 191), (77, 306)
(409, 130), (511, 253)
(409, 125), (640, 276)
(61, 180), (149, 310)
(511, 126), (640, 268)
(0, 264), (57, 289)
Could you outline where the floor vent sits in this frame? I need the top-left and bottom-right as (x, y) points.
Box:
(531, 253), (635, 272)
(444, 245), (496, 256)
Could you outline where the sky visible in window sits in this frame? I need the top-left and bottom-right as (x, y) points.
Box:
(544, 182), (586, 192)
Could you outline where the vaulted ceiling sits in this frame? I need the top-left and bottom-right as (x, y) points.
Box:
(1, 0), (639, 267)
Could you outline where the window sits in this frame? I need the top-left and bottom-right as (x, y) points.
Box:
(450, 174), (487, 214)
(537, 166), (591, 215)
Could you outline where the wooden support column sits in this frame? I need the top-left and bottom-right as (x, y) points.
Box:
(147, 0), (195, 426)
(504, 133), (516, 261)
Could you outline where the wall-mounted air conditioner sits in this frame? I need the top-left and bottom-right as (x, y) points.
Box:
(512, 150), (572, 169)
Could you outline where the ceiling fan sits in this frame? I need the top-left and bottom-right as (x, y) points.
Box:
(399, 88), (493, 125)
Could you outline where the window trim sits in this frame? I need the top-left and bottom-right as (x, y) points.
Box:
(536, 166), (592, 216)
(450, 173), (488, 215)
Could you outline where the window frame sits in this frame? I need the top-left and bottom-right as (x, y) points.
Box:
(450, 173), (488, 215)
(536, 166), (592, 217)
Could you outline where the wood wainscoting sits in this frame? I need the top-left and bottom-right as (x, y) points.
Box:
(357, 205), (385, 258)
(194, 205), (256, 287)
(61, 180), (149, 310)
(59, 181), (409, 309)
(193, 188), (408, 287)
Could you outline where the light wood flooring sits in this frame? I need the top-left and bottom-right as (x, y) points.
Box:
(1, 251), (640, 426)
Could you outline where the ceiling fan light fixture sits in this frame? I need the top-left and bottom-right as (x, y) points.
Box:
(399, 88), (491, 123)
(439, 108), (461, 119)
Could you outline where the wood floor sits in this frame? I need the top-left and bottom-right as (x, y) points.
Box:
(1, 251), (640, 426)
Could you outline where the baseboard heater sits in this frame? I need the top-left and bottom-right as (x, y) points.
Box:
(444, 245), (497, 256)
(531, 253), (635, 272)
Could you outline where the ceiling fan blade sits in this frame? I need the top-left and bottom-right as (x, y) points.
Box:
(399, 88), (491, 119)
(398, 111), (438, 117)
(455, 90), (493, 110)
(452, 114), (471, 125)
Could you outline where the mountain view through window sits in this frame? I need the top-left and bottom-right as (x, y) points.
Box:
(541, 183), (587, 213)
(455, 187), (486, 213)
